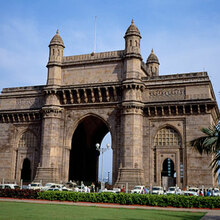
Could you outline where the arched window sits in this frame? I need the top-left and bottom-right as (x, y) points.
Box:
(18, 131), (37, 149)
(154, 126), (181, 146)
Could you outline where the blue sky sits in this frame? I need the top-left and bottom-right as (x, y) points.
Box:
(0, 0), (220, 182)
(0, 0), (220, 96)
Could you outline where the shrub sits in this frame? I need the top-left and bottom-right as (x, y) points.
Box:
(0, 189), (39, 199)
(1, 189), (220, 208)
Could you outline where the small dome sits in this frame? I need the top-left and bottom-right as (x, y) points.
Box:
(49, 30), (65, 47)
(124, 19), (141, 38)
(146, 49), (159, 64)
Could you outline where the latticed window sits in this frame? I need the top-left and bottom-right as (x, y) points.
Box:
(154, 127), (181, 146)
(18, 131), (37, 149)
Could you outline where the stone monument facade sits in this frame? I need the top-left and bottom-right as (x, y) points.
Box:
(0, 20), (219, 189)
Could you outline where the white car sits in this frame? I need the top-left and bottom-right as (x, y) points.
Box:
(43, 183), (72, 192)
(131, 186), (145, 194)
(99, 188), (117, 193)
(188, 187), (199, 196)
(181, 190), (198, 196)
(165, 186), (181, 195)
(74, 185), (90, 193)
(213, 188), (220, 196)
(0, 184), (20, 189)
(41, 183), (63, 191)
(29, 182), (42, 190)
(151, 186), (164, 195)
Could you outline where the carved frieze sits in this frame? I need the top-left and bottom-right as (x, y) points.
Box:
(0, 111), (41, 123)
(149, 88), (185, 101)
(122, 104), (144, 115)
(144, 103), (213, 117)
(16, 97), (43, 109)
(42, 106), (63, 118)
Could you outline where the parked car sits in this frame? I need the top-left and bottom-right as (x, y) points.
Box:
(42, 183), (72, 192)
(113, 188), (121, 193)
(188, 187), (199, 196)
(21, 185), (29, 189)
(41, 183), (63, 191)
(0, 184), (20, 189)
(165, 186), (181, 195)
(130, 185), (145, 194)
(99, 188), (117, 193)
(151, 186), (164, 195)
(74, 185), (90, 193)
(213, 188), (220, 196)
(181, 190), (198, 196)
(29, 182), (42, 190)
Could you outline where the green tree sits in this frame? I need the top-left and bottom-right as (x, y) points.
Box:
(190, 124), (220, 178)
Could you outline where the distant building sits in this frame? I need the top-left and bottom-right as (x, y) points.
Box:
(0, 20), (219, 189)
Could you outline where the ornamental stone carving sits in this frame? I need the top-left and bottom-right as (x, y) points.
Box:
(149, 88), (185, 101)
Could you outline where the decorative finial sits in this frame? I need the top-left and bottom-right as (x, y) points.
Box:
(151, 48), (154, 53)
(56, 29), (59, 35)
(131, 19), (134, 24)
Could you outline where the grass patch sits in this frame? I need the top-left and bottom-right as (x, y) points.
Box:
(0, 201), (206, 220)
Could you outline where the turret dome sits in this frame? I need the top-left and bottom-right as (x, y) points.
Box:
(146, 49), (159, 64)
(49, 30), (65, 47)
(124, 19), (141, 38)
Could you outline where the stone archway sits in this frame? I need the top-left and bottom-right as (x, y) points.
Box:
(153, 126), (182, 188)
(68, 115), (111, 184)
(16, 130), (39, 183)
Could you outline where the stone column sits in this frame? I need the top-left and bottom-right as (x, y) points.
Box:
(34, 92), (63, 184)
(115, 83), (145, 188)
(115, 103), (145, 188)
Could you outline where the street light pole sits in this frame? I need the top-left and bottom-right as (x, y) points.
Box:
(101, 148), (104, 183)
(96, 143), (110, 190)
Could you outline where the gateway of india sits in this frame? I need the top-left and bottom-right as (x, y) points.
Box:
(0, 20), (219, 189)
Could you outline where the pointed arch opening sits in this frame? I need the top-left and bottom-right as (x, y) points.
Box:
(98, 132), (112, 184)
(16, 130), (39, 183)
(153, 126), (182, 188)
(162, 158), (175, 177)
(21, 158), (31, 183)
(161, 158), (176, 189)
(69, 115), (112, 185)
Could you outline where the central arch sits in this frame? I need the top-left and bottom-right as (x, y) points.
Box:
(69, 115), (111, 184)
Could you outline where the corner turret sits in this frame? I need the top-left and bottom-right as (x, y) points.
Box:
(47, 30), (65, 85)
(124, 19), (141, 57)
(48, 30), (65, 64)
(146, 49), (160, 76)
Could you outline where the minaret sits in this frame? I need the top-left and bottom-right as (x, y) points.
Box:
(47, 30), (65, 85)
(146, 49), (160, 76)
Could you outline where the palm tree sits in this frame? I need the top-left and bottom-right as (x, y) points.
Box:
(190, 124), (220, 177)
